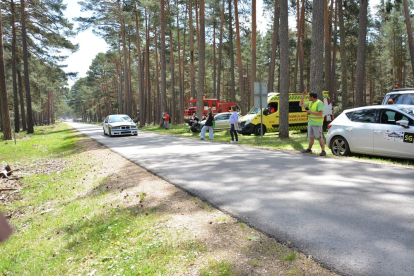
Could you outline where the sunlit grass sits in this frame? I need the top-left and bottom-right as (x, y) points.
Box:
(0, 124), (206, 275)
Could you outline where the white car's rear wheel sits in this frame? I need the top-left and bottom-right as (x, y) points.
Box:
(331, 136), (350, 156)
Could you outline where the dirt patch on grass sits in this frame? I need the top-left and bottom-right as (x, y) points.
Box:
(74, 135), (337, 275)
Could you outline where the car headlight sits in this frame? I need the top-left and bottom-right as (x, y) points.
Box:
(245, 118), (253, 125)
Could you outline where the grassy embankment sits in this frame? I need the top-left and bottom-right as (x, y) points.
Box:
(142, 124), (414, 167)
(1, 124), (335, 276)
(0, 124), (206, 275)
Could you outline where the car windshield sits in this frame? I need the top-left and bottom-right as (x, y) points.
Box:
(398, 107), (414, 116)
(248, 107), (261, 114)
(110, 115), (132, 123)
(386, 93), (414, 105)
(188, 102), (196, 107)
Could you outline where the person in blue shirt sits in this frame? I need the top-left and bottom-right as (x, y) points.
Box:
(229, 106), (239, 144)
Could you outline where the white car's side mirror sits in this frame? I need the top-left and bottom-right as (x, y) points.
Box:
(396, 120), (409, 128)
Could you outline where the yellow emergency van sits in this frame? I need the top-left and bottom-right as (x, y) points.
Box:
(237, 92), (333, 135)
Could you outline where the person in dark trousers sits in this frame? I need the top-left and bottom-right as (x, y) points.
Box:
(163, 112), (170, 129)
(299, 91), (326, 156)
(229, 106), (239, 143)
(200, 108), (214, 140)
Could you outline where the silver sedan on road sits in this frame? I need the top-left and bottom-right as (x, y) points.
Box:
(326, 105), (414, 159)
(103, 114), (138, 137)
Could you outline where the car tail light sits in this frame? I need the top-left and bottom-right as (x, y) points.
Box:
(327, 124), (332, 130)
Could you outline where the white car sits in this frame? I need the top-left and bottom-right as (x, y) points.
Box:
(326, 105), (414, 159)
(103, 114), (138, 137)
(382, 89), (414, 105)
(199, 112), (242, 130)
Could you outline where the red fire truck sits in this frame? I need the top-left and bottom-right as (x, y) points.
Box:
(184, 98), (238, 123)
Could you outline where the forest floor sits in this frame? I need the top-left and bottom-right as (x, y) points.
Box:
(0, 123), (337, 275)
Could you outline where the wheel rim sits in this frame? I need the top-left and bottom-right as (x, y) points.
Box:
(332, 138), (347, 156)
(256, 126), (264, 135)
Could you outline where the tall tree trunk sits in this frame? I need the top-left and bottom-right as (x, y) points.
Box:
(310, 0), (324, 99)
(170, 28), (176, 124)
(21, 0), (34, 133)
(217, 0), (225, 101)
(213, 20), (217, 99)
(47, 91), (51, 125)
(324, 0), (331, 94)
(403, 0), (414, 81)
(145, 10), (151, 123)
(354, 0), (368, 107)
(197, 0), (205, 118)
(331, 0), (338, 104)
(293, 0), (301, 93)
(234, 0), (245, 113)
(178, 2), (185, 124)
(195, 0), (201, 48)
(160, 0), (167, 117)
(338, 0), (347, 110)
(154, 27), (160, 124)
(135, 5), (145, 127)
(268, 0), (279, 92)
(11, 0), (20, 132)
(0, 2), (12, 140)
(119, 7), (131, 116)
(189, 1), (196, 99)
(117, 42), (123, 114)
(228, 0), (236, 102)
(251, 0), (256, 109)
(17, 69), (26, 131)
(279, 0), (289, 139)
(299, 0), (305, 93)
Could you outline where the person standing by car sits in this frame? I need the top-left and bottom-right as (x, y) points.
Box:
(229, 106), (239, 143)
(300, 91), (326, 156)
(163, 112), (170, 130)
(200, 108), (214, 140)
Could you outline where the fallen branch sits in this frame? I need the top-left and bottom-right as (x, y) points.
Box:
(0, 188), (18, 192)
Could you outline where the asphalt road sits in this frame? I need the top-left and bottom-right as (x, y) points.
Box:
(69, 122), (414, 276)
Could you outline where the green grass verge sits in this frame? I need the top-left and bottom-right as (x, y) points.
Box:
(0, 124), (205, 275)
(141, 124), (414, 167)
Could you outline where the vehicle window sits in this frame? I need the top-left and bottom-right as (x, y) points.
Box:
(248, 107), (261, 114)
(188, 102), (196, 107)
(350, 109), (376, 123)
(380, 110), (413, 125)
(345, 112), (353, 119)
(204, 101), (208, 107)
(399, 107), (414, 116)
(222, 114), (231, 120)
(215, 115), (223, 120)
(386, 93), (414, 105)
(267, 102), (278, 114)
(212, 101), (217, 107)
(289, 101), (303, 113)
(110, 116), (132, 123)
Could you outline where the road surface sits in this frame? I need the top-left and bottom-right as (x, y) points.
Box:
(69, 122), (414, 276)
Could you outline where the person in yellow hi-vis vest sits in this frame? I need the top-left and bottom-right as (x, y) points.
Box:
(299, 91), (326, 156)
